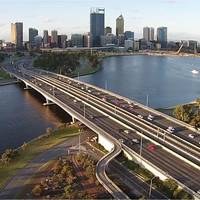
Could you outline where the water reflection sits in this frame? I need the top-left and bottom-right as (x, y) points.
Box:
(0, 83), (71, 153)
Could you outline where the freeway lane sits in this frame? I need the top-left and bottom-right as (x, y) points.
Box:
(20, 69), (200, 167)
(43, 69), (200, 147)
(4, 65), (200, 195)
(26, 68), (200, 154)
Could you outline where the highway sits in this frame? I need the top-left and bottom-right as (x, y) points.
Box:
(96, 143), (130, 200)
(18, 66), (200, 168)
(3, 61), (200, 198)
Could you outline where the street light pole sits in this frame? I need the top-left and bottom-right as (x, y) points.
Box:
(78, 133), (81, 153)
(140, 136), (143, 157)
(105, 80), (108, 90)
(84, 103), (86, 118)
(149, 176), (156, 198)
(146, 94), (149, 107)
(53, 86), (55, 96)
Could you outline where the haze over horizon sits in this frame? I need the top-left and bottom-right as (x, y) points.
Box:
(0, 0), (200, 42)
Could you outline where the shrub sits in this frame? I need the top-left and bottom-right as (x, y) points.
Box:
(32, 185), (42, 197)
(1, 149), (18, 164)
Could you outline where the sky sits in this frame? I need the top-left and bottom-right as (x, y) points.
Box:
(0, 0), (200, 42)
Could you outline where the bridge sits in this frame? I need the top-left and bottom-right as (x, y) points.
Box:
(3, 60), (200, 199)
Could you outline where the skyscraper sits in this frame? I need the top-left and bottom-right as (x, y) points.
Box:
(83, 32), (92, 48)
(143, 27), (150, 41)
(11, 22), (23, 49)
(43, 30), (49, 46)
(149, 27), (154, 41)
(58, 35), (67, 48)
(157, 27), (168, 48)
(29, 28), (38, 48)
(90, 8), (105, 47)
(116, 15), (124, 36)
(51, 30), (58, 47)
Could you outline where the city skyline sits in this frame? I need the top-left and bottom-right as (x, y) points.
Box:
(0, 0), (200, 42)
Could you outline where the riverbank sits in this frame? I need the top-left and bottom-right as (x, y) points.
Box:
(100, 51), (200, 59)
(0, 125), (80, 189)
(157, 101), (197, 116)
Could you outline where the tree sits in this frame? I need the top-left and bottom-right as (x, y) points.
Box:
(64, 185), (73, 198)
(32, 185), (42, 197)
(173, 105), (193, 123)
(173, 188), (193, 200)
(196, 98), (200, 114)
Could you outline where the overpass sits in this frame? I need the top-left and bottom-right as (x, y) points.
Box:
(3, 62), (200, 199)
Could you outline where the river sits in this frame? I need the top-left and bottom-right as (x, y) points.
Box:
(1, 55), (200, 153)
(0, 84), (71, 153)
(79, 55), (200, 109)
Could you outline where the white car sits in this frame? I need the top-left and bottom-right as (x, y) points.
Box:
(137, 114), (143, 119)
(148, 114), (154, 121)
(167, 126), (175, 133)
(132, 139), (139, 144)
(188, 134), (195, 139)
(119, 139), (124, 143)
(124, 129), (131, 134)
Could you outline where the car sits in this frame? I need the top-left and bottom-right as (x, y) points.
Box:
(147, 144), (156, 151)
(132, 138), (140, 144)
(73, 99), (77, 103)
(119, 139), (124, 143)
(188, 134), (196, 139)
(148, 114), (154, 121)
(124, 129), (131, 134)
(89, 115), (94, 119)
(167, 126), (175, 133)
(137, 114), (144, 119)
(88, 90), (92, 93)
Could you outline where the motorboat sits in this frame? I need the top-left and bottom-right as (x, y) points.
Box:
(191, 70), (199, 74)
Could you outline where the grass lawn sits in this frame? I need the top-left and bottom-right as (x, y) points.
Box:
(0, 126), (80, 189)
(0, 68), (10, 80)
(72, 64), (101, 77)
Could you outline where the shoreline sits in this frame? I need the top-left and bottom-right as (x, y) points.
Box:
(0, 79), (19, 86)
(101, 51), (200, 59)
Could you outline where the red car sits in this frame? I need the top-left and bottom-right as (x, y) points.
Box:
(147, 144), (156, 152)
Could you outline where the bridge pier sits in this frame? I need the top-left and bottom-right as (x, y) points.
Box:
(43, 98), (55, 106)
(72, 116), (76, 124)
(24, 84), (31, 90)
(98, 134), (114, 152)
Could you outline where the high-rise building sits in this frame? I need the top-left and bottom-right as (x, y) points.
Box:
(143, 27), (150, 41)
(100, 33), (117, 47)
(29, 28), (38, 48)
(51, 30), (58, 47)
(157, 27), (168, 48)
(11, 22), (23, 49)
(116, 15), (124, 36)
(43, 30), (49, 46)
(58, 35), (67, 48)
(149, 27), (154, 41)
(105, 26), (112, 35)
(71, 34), (83, 47)
(124, 31), (134, 40)
(90, 8), (105, 47)
(83, 32), (92, 48)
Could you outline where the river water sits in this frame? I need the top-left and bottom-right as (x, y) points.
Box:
(1, 55), (200, 152)
(0, 84), (71, 153)
(79, 55), (200, 109)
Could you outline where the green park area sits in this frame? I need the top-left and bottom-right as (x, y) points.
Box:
(33, 51), (101, 77)
(0, 125), (80, 189)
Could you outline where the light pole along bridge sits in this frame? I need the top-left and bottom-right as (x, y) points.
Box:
(3, 64), (200, 200)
